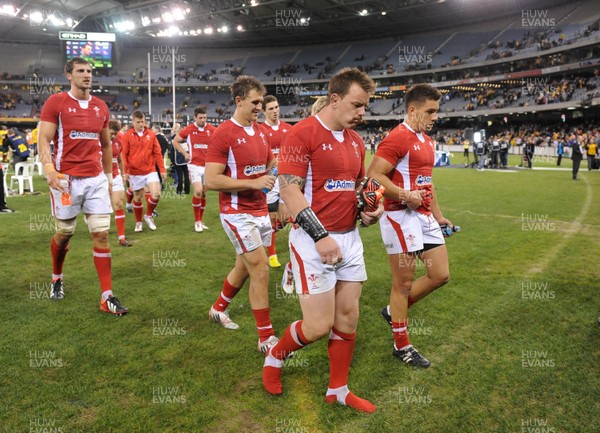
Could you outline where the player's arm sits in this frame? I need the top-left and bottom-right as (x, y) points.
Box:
(366, 155), (423, 209)
(37, 120), (62, 191)
(100, 128), (112, 178)
(266, 150), (277, 172)
(117, 153), (126, 182)
(172, 134), (191, 161)
(279, 173), (341, 264)
(205, 162), (274, 192)
(99, 128), (113, 193)
(430, 183), (452, 226)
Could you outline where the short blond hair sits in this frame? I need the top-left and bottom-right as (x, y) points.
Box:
(311, 96), (328, 116)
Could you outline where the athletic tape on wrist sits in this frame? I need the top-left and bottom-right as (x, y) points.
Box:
(295, 207), (328, 243)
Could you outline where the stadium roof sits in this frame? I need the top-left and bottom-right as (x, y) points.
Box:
(0, 0), (569, 47)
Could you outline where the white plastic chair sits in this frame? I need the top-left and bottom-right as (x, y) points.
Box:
(10, 162), (34, 195)
(1, 162), (9, 197)
(33, 154), (43, 176)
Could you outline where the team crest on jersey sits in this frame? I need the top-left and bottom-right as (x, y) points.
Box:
(307, 274), (319, 289)
(415, 175), (432, 186)
(259, 132), (268, 146)
(70, 131), (99, 140)
(243, 164), (267, 176)
(351, 141), (359, 158)
(324, 179), (355, 192)
(93, 106), (100, 117)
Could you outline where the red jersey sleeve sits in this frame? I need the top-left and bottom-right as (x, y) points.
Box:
(101, 102), (109, 129)
(39, 94), (61, 124)
(120, 132), (130, 173)
(179, 125), (191, 140)
(278, 123), (310, 178)
(375, 128), (407, 167)
(205, 126), (230, 165)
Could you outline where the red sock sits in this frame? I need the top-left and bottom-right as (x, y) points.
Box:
(199, 197), (206, 221)
(114, 209), (126, 239)
(267, 230), (277, 256)
(126, 188), (133, 204)
(327, 327), (356, 389)
(271, 320), (308, 360)
(325, 388), (377, 414)
(252, 307), (275, 342)
(50, 238), (69, 280)
(325, 328), (376, 413)
(212, 279), (241, 312)
(192, 196), (202, 222)
(133, 200), (143, 222)
(392, 320), (411, 350)
(262, 320), (309, 395)
(274, 218), (283, 231)
(93, 247), (112, 295)
(146, 196), (159, 217)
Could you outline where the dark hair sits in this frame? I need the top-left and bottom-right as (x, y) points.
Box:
(230, 75), (266, 100)
(65, 57), (91, 75)
(131, 110), (145, 120)
(108, 119), (121, 131)
(194, 105), (207, 116)
(263, 95), (278, 106)
(328, 67), (375, 98)
(405, 84), (441, 109)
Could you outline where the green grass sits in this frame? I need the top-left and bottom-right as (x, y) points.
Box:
(1, 159), (599, 433)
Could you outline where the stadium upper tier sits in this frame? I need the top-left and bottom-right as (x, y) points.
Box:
(0, 0), (598, 86)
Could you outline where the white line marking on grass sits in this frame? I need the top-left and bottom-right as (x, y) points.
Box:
(526, 176), (592, 274)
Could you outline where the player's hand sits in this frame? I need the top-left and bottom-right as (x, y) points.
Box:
(46, 171), (64, 192)
(122, 174), (128, 184)
(405, 190), (425, 210)
(254, 174), (276, 191)
(360, 202), (384, 226)
(315, 236), (343, 265)
(161, 172), (167, 181)
(437, 216), (453, 227)
(184, 153), (191, 162)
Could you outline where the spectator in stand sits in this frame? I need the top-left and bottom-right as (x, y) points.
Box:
(586, 139), (597, 170)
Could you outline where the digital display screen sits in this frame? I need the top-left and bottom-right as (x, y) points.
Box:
(65, 40), (113, 68)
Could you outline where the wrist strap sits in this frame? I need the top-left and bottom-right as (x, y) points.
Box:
(295, 207), (328, 243)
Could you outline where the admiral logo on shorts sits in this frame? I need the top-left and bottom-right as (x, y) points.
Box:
(69, 131), (99, 140)
(243, 164), (267, 176)
(415, 175), (432, 186)
(324, 179), (356, 192)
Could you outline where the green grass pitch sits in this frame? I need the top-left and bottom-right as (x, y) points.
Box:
(1, 156), (598, 432)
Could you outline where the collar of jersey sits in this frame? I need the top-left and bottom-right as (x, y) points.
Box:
(194, 123), (205, 132)
(315, 115), (344, 143)
(265, 121), (279, 131)
(230, 118), (255, 136)
(67, 91), (91, 102)
(68, 91), (91, 109)
(402, 121), (425, 143)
